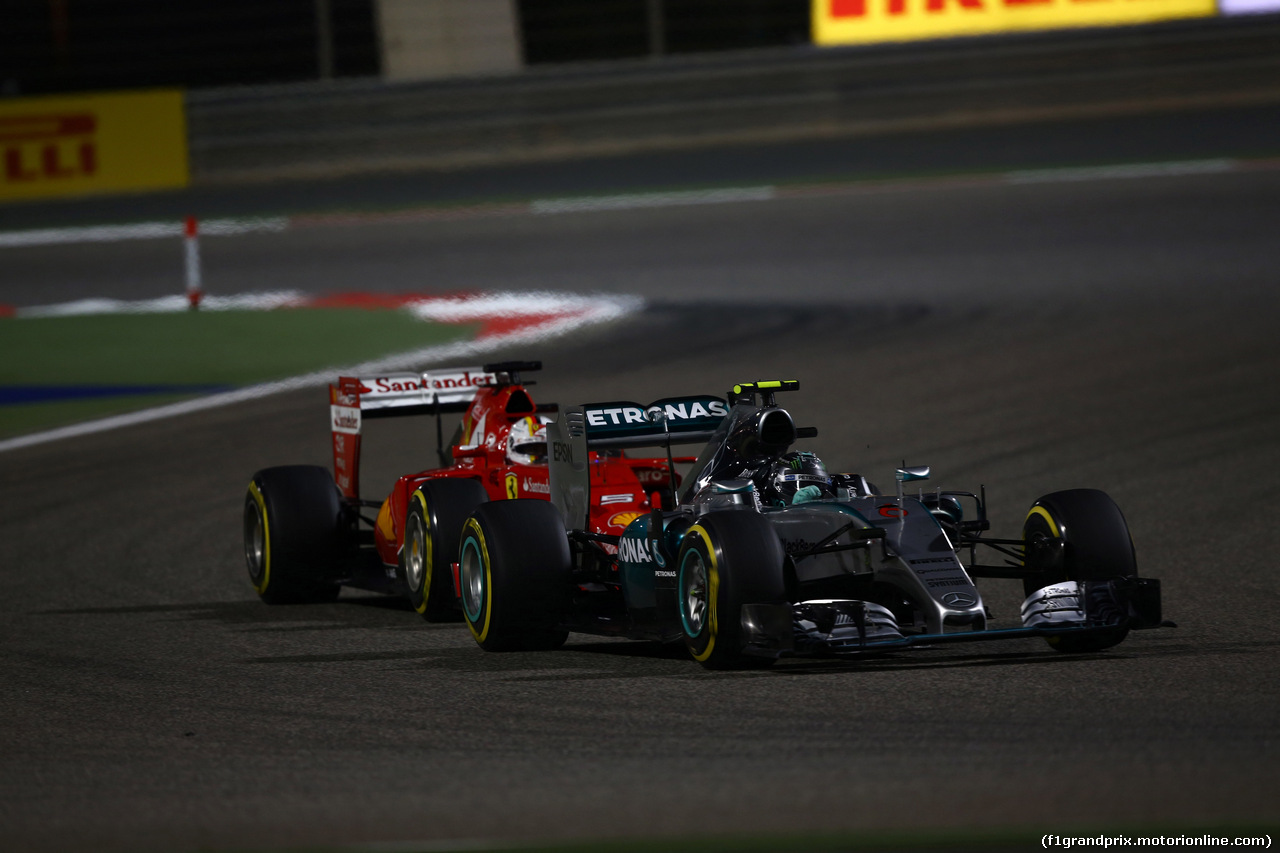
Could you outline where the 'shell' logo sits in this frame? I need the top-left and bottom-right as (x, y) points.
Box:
(1, 114), (98, 183)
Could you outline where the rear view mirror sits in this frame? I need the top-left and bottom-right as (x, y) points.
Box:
(896, 465), (931, 483)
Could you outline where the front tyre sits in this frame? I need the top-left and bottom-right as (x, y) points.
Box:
(458, 500), (571, 652)
(244, 465), (346, 604)
(402, 479), (487, 622)
(1023, 488), (1136, 653)
(677, 510), (786, 670)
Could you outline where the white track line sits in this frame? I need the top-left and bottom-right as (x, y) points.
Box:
(17, 291), (307, 318)
(530, 186), (775, 214)
(10, 290), (635, 320)
(403, 291), (638, 322)
(0, 293), (644, 454)
(0, 217), (288, 249)
(1005, 159), (1235, 184)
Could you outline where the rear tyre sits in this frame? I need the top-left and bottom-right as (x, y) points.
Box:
(244, 465), (346, 604)
(458, 500), (571, 652)
(402, 479), (487, 622)
(1023, 488), (1136, 653)
(677, 510), (787, 670)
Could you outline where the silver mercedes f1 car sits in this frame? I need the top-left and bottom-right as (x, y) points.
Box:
(454, 380), (1168, 667)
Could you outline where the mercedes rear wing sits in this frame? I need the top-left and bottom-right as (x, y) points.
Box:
(547, 395), (727, 530)
(329, 362), (538, 501)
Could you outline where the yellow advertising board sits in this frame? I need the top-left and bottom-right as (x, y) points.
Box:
(0, 89), (188, 203)
(813, 0), (1216, 46)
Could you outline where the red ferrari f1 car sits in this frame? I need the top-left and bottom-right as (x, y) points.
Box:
(243, 361), (678, 619)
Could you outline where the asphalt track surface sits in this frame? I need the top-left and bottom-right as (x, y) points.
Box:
(3, 105), (1280, 851)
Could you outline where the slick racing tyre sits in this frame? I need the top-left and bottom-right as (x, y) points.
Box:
(677, 510), (787, 670)
(402, 479), (487, 622)
(244, 465), (346, 604)
(458, 500), (571, 652)
(1023, 488), (1136, 653)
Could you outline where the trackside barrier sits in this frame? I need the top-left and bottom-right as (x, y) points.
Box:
(1, 19), (1275, 193)
(183, 16), (1280, 184)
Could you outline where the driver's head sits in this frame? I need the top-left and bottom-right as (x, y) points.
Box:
(506, 416), (550, 465)
(769, 451), (832, 505)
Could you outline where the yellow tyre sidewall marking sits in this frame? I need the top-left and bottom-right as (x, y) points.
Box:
(686, 525), (720, 663)
(409, 491), (433, 614)
(1026, 506), (1062, 542)
(248, 482), (271, 595)
(461, 517), (493, 643)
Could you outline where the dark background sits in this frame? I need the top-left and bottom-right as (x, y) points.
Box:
(1, 0), (812, 96)
(519, 0), (810, 63)
(1, 0), (381, 93)
(3, 1), (1280, 850)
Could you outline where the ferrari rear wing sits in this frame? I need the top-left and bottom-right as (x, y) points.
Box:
(329, 362), (540, 501)
(332, 366), (500, 418)
(548, 395), (727, 529)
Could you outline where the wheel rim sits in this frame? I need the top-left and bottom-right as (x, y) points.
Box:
(405, 515), (425, 593)
(680, 549), (708, 637)
(244, 500), (266, 584)
(460, 537), (485, 622)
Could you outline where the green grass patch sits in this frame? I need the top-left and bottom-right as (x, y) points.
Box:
(1, 309), (476, 385)
(0, 308), (478, 439)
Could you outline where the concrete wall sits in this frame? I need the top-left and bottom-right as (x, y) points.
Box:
(375, 0), (522, 81)
(186, 16), (1280, 184)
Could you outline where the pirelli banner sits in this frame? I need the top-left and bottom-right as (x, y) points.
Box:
(0, 89), (188, 203)
(813, 0), (1216, 46)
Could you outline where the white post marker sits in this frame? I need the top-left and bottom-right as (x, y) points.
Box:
(184, 216), (202, 310)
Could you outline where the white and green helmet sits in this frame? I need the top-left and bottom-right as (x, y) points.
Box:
(769, 451), (831, 505)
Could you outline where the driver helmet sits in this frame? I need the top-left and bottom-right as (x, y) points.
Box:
(506, 416), (551, 465)
(770, 451), (832, 505)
